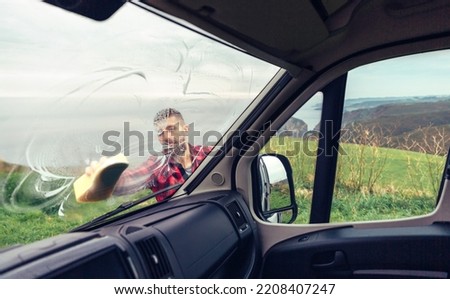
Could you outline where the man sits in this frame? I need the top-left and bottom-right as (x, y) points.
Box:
(85, 108), (211, 202)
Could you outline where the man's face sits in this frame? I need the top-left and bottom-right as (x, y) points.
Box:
(155, 115), (189, 154)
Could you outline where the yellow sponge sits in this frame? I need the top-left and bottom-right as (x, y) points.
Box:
(73, 153), (129, 203)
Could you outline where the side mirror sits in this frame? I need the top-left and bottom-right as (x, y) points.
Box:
(257, 154), (298, 223)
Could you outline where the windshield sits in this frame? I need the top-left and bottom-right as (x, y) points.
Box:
(0, 0), (279, 247)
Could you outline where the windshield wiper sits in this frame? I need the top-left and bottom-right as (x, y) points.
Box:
(72, 183), (182, 231)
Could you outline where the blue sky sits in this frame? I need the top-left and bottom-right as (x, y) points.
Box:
(346, 50), (450, 99)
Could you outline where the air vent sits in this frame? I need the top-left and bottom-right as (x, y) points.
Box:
(135, 236), (172, 278)
(226, 201), (248, 232)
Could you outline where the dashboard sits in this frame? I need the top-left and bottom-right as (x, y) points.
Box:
(0, 191), (258, 279)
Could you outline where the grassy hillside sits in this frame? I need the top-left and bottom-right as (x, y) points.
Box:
(0, 168), (154, 248)
(0, 208), (80, 247)
(336, 143), (443, 194)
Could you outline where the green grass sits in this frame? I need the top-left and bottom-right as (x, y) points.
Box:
(0, 172), (155, 248)
(330, 191), (435, 222)
(0, 208), (81, 247)
(336, 143), (443, 194)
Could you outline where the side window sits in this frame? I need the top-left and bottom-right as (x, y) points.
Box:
(332, 50), (450, 222)
(258, 50), (450, 225)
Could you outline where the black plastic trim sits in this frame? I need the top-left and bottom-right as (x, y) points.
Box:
(187, 72), (293, 193)
(262, 224), (450, 278)
(310, 73), (347, 223)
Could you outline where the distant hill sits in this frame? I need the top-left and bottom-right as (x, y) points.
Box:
(344, 95), (450, 111)
(277, 117), (308, 138)
(0, 158), (18, 173)
(341, 98), (450, 155)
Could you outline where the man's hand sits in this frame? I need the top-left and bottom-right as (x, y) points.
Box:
(85, 156), (108, 177)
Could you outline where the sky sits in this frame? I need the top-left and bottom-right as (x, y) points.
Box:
(0, 0), (279, 167)
(0, 0), (278, 98)
(346, 49), (450, 99)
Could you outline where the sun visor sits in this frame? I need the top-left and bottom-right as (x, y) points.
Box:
(142, 0), (333, 75)
(43, 0), (126, 21)
(173, 0), (328, 52)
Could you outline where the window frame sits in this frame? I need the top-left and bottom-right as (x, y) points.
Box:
(311, 55), (450, 224)
(309, 74), (347, 223)
(252, 50), (450, 225)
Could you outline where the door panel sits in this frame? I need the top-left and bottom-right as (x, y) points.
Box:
(261, 224), (450, 278)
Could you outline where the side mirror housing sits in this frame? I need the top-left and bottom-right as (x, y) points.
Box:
(256, 154), (298, 223)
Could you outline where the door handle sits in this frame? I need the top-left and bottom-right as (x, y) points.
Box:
(312, 251), (347, 269)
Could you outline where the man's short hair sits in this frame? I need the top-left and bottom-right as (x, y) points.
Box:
(153, 108), (184, 125)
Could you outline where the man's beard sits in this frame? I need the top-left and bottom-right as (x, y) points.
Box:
(162, 142), (187, 156)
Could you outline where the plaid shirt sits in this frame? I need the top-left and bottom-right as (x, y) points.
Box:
(113, 145), (212, 202)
